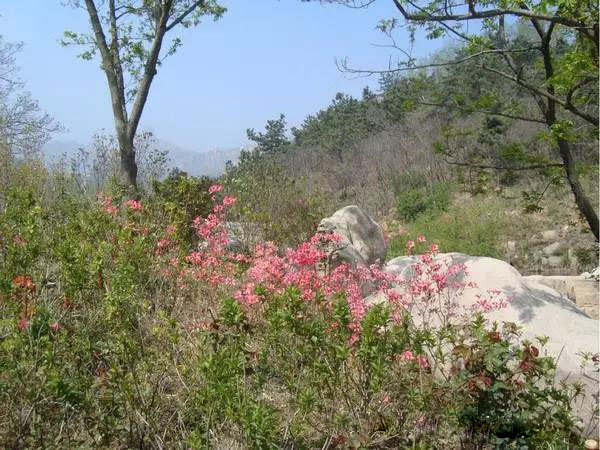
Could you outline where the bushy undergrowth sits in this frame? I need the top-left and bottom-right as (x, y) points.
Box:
(0, 180), (586, 448)
(395, 181), (452, 223)
(224, 159), (330, 247)
(389, 195), (507, 261)
(151, 170), (215, 244)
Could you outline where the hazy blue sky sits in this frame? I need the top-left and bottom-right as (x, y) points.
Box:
(2, 0), (444, 152)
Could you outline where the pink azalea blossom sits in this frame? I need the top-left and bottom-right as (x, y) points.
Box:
(399, 350), (414, 361)
(98, 194), (118, 216)
(223, 196), (236, 206)
(125, 200), (144, 211)
(415, 355), (430, 369)
(178, 194), (510, 346)
(12, 235), (26, 246)
(208, 184), (224, 194)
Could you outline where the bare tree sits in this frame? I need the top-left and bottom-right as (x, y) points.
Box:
(0, 36), (61, 156)
(62, 0), (225, 191)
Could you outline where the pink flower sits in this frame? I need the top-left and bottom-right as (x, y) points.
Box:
(415, 355), (429, 369)
(17, 319), (29, 331)
(125, 200), (144, 211)
(12, 235), (26, 246)
(399, 350), (414, 361)
(155, 238), (172, 256)
(406, 240), (415, 252)
(176, 187), (506, 346)
(208, 184), (224, 194)
(99, 195), (118, 216)
(50, 322), (61, 332)
(223, 196), (236, 206)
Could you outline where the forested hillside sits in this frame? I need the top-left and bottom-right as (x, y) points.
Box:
(225, 21), (598, 274)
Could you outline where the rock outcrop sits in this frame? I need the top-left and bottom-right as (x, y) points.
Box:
(223, 222), (263, 253)
(318, 205), (387, 269)
(314, 207), (598, 435)
(378, 253), (599, 436)
(524, 275), (599, 319)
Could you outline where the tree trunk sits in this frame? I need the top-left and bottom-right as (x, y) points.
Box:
(115, 128), (138, 192)
(533, 21), (599, 240)
(120, 140), (138, 189)
(557, 138), (599, 240)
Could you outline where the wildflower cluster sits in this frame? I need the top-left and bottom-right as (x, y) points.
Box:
(180, 187), (509, 343)
(98, 193), (118, 216)
(182, 185), (244, 287)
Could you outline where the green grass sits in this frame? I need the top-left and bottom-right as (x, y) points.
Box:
(388, 195), (508, 260)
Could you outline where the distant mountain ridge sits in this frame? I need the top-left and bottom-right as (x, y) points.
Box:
(168, 145), (243, 178)
(42, 138), (244, 178)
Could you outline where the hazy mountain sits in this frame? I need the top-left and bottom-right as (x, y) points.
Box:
(42, 138), (244, 178)
(42, 139), (83, 163)
(165, 144), (243, 178)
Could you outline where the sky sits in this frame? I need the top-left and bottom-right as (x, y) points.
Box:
(1, 0), (445, 152)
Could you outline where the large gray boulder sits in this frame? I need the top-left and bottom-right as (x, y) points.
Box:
(223, 222), (263, 253)
(376, 253), (599, 436)
(317, 205), (387, 269)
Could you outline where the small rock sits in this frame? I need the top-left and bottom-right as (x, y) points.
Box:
(548, 256), (564, 267)
(543, 242), (564, 256)
(541, 229), (560, 241)
(506, 241), (517, 253)
(582, 267), (600, 281)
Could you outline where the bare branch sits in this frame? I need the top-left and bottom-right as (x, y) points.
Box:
(392, 0), (587, 29)
(416, 100), (547, 123)
(166, 0), (206, 31)
(128, 4), (170, 139)
(443, 158), (563, 171)
(481, 64), (599, 126)
(338, 47), (539, 75)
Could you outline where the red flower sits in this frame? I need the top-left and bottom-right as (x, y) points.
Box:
(125, 200), (144, 211)
(488, 331), (501, 342)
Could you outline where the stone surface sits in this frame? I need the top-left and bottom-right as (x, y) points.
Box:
(318, 205), (387, 268)
(583, 267), (600, 281)
(506, 240), (517, 253)
(223, 222), (263, 253)
(377, 253), (599, 436)
(543, 241), (565, 256)
(547, 255), (564, 266)
(541, 229), (560, 241)
(524, 275), (599, 320)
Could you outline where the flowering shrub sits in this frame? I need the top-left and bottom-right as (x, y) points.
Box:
(185, 191), (509, 344)
(151, 171), (215, 244)
(0, 183), (585, 448)
(224, 159), (330, 246)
